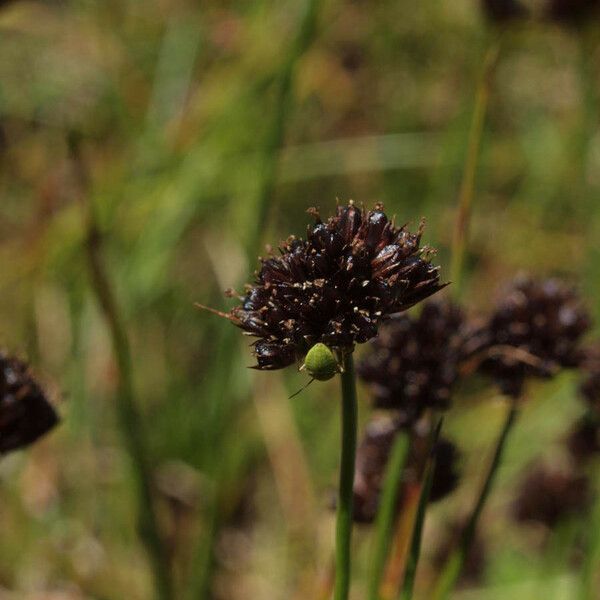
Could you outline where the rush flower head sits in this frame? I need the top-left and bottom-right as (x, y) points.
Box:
(513, 464), (590, 527)
(0, 351), (59, 455)
(579, 345), (600, 413)
(481, 0), (528, 22)
(567, 415), (600, 463)
(357, 299), (467, 424)
(546, 0), (600, 23)
(351, 418), (460, 523)
(474, 277), (591, 398)
(212, 202), (444, 371)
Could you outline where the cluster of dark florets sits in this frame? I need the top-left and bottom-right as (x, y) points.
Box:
(357, 300), (467, 424)
(352, 417), (460, 523)
(481, 0), (528, 22)
(513, 343), (600, 530)
(481, 0), (599, 24)
(473, 277), (590, 398)
(546, 0), (600, 23)
(0, 351), (59, 455)
(352, 275), (592, 526)
(513, 464), (590, 527)
(226, 202), (444, 370)
(566, 346), (600, 462)
(358, 277), (590, 417)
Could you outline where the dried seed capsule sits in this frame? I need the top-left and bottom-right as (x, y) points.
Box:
(304, 343), (338, 381)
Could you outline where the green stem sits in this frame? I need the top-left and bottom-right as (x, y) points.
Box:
(579, 461), (600, 599)
(334, 353), (358, 600)
(367, 432), (410, 600)
(449, 39), (499, 298)
(189, 3), (321, 597)
(400, 419), (443, 600)
(433, 401), (518, 600)
(247, 0), (320, 256)
(70, 136), (172, 600)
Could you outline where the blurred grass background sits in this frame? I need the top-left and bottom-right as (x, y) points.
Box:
(0, 0), (599, 598)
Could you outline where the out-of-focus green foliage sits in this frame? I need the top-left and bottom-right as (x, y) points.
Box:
(0, 0), (599, 598)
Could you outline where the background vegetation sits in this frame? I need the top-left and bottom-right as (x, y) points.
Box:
(0, 0), (599, 598)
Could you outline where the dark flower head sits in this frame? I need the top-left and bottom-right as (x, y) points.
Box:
(222, 202), (444, 370)
(567, 415), (600, 463)
(429, 438), (461, 502)
(579, 345), (600, 413)
(352, 418), (397, 524)
(351, 418), (460, 523)
(357, 299), (467, 424)
(546, 0), (600, 24)
(513, 464), (590, 527)
(0, 351), (59, 454)
(474, 276), (591, 398)
(481, 0), (528, 22)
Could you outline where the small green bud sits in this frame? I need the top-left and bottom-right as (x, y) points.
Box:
(304, 343), (338, 381)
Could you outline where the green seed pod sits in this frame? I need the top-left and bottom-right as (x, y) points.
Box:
(304, 343), (338, 381)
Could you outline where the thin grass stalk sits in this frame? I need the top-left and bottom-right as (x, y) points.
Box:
(449, 40), (500, 297)
(400, 419), (443, 600)
(367, 432), (411, 600)
(574, 26), (597, 211)
(334, 352), (358, 600)
(579, 461), (600, 599)
(189, 2), (321, 597)
(248, 0), (320, 255)
(432, 401), (519, 600)
(70, 137), (173, 600)
(379, 481), (422, 600)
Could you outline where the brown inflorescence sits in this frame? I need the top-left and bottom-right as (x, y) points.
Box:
(473, 277), (591, 398)
(513, 464), (590, 528)
(357, 299), (467, 424)
(546, 0), (600, 23)
(567, 415), (600, 463)
(352, 418), (460, 523)
(580, 345), (600, 413)
(0, 351), (59, 454)
(481, 0), (528, 22)
(224, 202), (444, 370)
(514, 466), (590, 528)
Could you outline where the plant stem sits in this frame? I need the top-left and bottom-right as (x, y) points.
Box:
(400, 419), (443, 600)
(247, 0), (320, 256)
(334, 352), (358, 600)
(190, 3), (321, 597)
(450, 39), (499, 298)
(433, 400), (518, 600)
(69, 135), (172, 600)
(579, 461), (600, 599)
(367, 432), (410, 600)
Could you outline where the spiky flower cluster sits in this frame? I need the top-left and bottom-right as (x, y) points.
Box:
(227, 202), (444, 370)
(566, 345), (600, 462)
(579, 346), (600, 413)
(474, 277), (590, 398)
(513, 465), (590, 527)
(0, 351), (58, 454)
(481, 0), (527, 22)
(357, 300), (466, 424)
(352, 418), (460, 523)
(546, 0), (600, 23)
